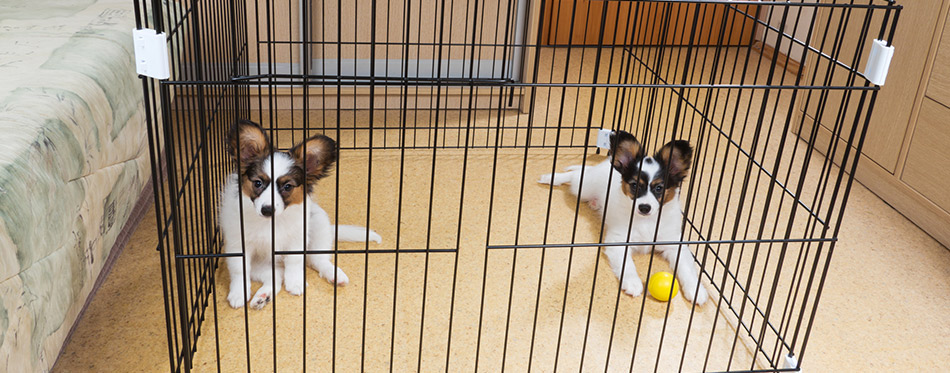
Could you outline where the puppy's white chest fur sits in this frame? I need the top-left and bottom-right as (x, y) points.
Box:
(574, 160), (685, 252)
(219, 174), (310, 258)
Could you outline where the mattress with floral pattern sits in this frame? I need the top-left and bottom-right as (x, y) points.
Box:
(0, 1), (154, 371)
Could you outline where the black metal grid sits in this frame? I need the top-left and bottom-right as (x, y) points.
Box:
(134, 0), (901, 371)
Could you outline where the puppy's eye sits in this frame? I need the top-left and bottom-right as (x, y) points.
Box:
(253, 180), (263, 188)
(629, 181), (639, 190)
(281, 183), (293, 192)
(653, 184), (664, 194)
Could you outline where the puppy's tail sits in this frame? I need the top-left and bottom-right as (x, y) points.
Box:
(333, 225), (382, 243)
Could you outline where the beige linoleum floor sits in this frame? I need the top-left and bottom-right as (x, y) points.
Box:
(53, 47), (950, 372)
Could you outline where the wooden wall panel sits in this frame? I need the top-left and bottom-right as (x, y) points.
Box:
(245, 0), (302, 70)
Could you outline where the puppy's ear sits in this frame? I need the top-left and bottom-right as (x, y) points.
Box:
(655, 140), (693, 183)
(228, 120), (271, 165)
(610, 130), (643, 173)
(291, 135), (337, 182)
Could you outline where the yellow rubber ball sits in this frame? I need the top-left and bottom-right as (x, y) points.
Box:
(648, 272), (679, 302)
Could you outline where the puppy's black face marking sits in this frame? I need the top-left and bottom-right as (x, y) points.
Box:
(241, 162), (271, 202)
(624, 169), (670, 198)
(243, 153), (321, 207)
(228, 120), (340, 217)
(620, 166), (653, 200)
(275, 164), (306, 206)
(610, 131), (649, 200)
(609, 131), (693, 212)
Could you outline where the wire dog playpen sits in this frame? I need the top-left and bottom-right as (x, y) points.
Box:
(134, 0), (900, 371)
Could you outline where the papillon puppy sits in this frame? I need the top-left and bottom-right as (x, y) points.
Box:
(538, 130), (708, 304)
(220, 120), (382, 309)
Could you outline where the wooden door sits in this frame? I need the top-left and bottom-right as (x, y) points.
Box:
(541, 0), (758, 46)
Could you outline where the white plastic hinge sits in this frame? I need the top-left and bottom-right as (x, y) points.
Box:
(133, 28), (170, 80)
(864, 39), (894, 86)
(782, 353), (800, 371)
(596, 128), (613, 150)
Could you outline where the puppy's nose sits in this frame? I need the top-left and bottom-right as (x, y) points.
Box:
(261, 205), (274, 217)
(638, 204), (651, 214)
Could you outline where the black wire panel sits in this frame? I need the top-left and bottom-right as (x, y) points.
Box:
(134, 0), (900, 372)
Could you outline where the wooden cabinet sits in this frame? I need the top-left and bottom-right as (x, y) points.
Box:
(797, 0), (950, 248)
(926, 17), (950, 104)
(800, 0), (944, 173)
(902, 98), (950, 213)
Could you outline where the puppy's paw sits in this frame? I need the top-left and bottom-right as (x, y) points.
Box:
(228, 290), (248, 309)
(621, 277), (644, 297)
(683, 284), (709, 305)
(227, 283), (251, 309)
(367, 229), (382, 244)
(284, 282), (305, 296)
(537, 173), (553, 185)
(319, 267), (349, 286)
(284, 276), (305, 296)
(249, 292), (271, 310)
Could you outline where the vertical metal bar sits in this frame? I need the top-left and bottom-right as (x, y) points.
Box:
(545, 0), (596, 368)
(334, 0), (343, 369)
(137, 17), (179, 368)
(361, 0), (378, 369)
(301, 0), (311, 368)
(719, 2), (798, 369)
(603, 1), (657, 370)
(741, 2), (821, 367)
(677, 3), (744, 370)
(198, 0), (224, 369)
(236, 0), (256, 370)
(389, 0), (413, 369)
(186, 4), (219, 365)
(159, 80), (193, 372)
(795, 5), (899, 367)
(650, 4), (704, 372)
(418, 0), (450, 367)
(261, 0), (279, 369)
(574, 1), (623, 370)
(698, 3), (782, 370)
(444, 0), (482, 369)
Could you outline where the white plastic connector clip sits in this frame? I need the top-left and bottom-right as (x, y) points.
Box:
(864, 39), (894, 86)
(783, 353), (800, 371)
(133, 28), (170, 80)
(596, 128), (613, 150)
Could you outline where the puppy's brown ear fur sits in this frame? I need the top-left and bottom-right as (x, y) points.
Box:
(610, 130), (644, 173)
(228, 120), (271, 165)
(655, 140), (693, 183)
(291, 135), (337, 183)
